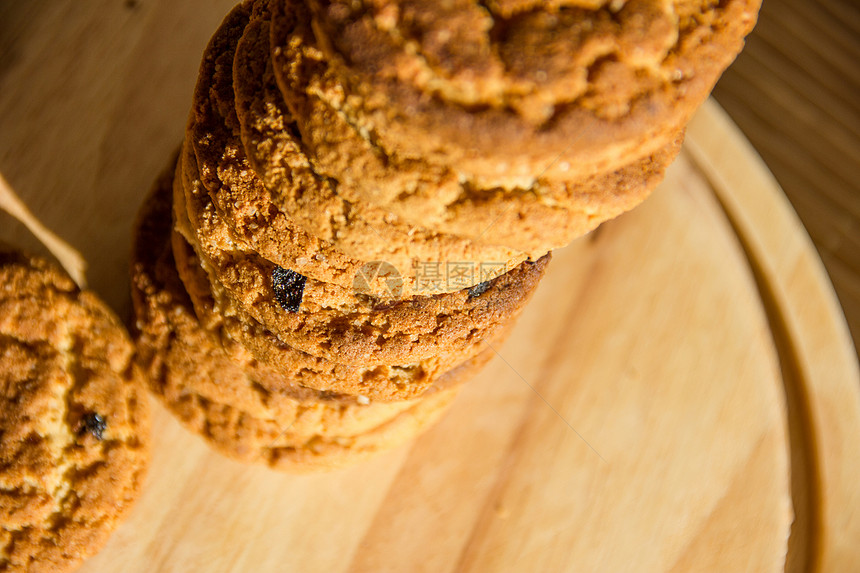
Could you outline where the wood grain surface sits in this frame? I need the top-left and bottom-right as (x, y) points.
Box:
(0, 2), (858, 572)
(714, 0), (860, 354)
(687, 101), (860, 573)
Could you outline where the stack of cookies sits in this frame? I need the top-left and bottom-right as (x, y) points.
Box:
(132, 0), (759, 471)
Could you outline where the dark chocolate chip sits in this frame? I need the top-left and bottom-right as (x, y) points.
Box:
(272, 266), (306, 312)
(79, 413), (107, 440)
(468, 281), (491, 298)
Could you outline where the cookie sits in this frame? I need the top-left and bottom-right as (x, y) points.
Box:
(174, 147), (538, 367)
(189, 3), (532, 293)
(269, 0), (684, 254)
(178, 138), (535, 318)
(0, 251), (149, 572)
(174, 223), (502, 400)
(177, 145), (550, 366)
(287, 0), (758, 187)
(181, 139), (501, 317)
(172, 223), (501, 401)
(178, 141), (366, 310)
(182, 5), (370, 292)
(131, 170), (466, 471)
(158, 371), (457, 472)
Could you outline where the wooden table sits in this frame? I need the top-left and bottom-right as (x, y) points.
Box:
(714, 0), (860, 354)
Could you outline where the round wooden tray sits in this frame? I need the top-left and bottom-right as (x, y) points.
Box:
(0, 4), (858, 570)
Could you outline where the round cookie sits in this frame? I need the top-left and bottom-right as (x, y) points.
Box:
(172, 226), (501, 401)
(172, 219), (501, 402)
(182, 4), (379, 293)
(131, 169), (464, 471)
(180, 159), (549, 366)
(170, 151), (476, 403)
(182, 140), (498, 316)
(284, 0), (758, 187)
(0, 251), (149, 572)
(176, 145), (551, 367)
(188, 2), (531, 292)
(178, 140), (524, 316)
(266, 0), (684, 254)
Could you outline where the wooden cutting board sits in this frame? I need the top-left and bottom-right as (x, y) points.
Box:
(0, 2), (858, 571)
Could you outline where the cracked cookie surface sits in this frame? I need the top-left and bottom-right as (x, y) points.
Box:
(267, 0), (684, 254)
(0, 251), (149, 573)
(190, 3), (530, 295)
(288, 0), (758, 186)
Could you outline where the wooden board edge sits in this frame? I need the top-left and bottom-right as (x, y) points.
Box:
(685, 98), (860, 573)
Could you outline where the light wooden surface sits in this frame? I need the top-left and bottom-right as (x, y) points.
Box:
(687, 101), (860, 573)
(713, 0), (860, 354)
(0, 2), (858, 572)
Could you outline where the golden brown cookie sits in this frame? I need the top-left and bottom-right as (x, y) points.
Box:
(171, 233), (429, 415)
(131, 170), (467, 471)
(0, 251), (149, 572)
(177, 157), (549, 368)
(178, 141), (365, 311)
(267, 0), (684, 254)
(188, 3), (532, 291)
(285, 0), (758, 188)
(172, 224), (500, 401)
(159, 373), (457, 472)
(183, 4), (367, 292)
